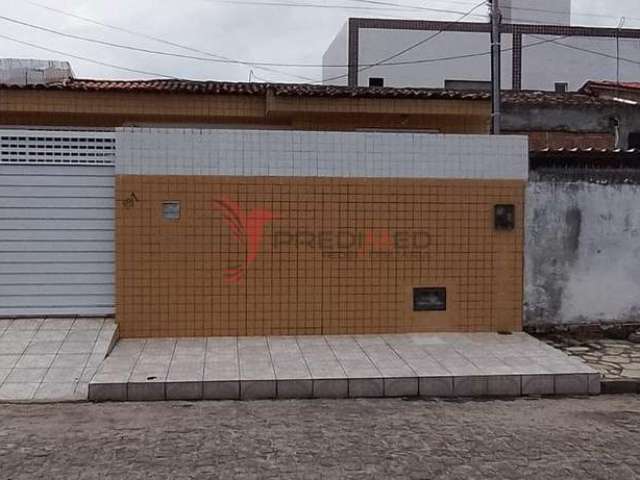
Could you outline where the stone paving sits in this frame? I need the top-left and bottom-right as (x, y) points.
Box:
(0, 318), (117, 402)
(90, 332), (600, 401)
(1, 396), (639, 479)
(540, 334), (640, 380)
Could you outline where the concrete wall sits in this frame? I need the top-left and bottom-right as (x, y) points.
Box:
(322, 23), (349, 86)
(502, 101), (640, 149)
(115, 128), (527, 337)
(327, 25), (640, 90)
(502, 0), (570, 26)
(355, 29), (513, 89)
(520, 35), (640, 92)
(525, 180), (640, 329)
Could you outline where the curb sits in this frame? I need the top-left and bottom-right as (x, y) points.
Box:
(601, 379), (640, 394)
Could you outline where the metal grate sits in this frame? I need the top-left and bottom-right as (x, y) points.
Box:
(0, 130), (116, 166)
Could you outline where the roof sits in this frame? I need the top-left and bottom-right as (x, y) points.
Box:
(0, 78), (627, 108)
(502, 90), (620, 107)
(581, 80), (640, 93)
(0, 78), (491, 101)
(531, 147), (640, 170)
(535, 147), (640, 154)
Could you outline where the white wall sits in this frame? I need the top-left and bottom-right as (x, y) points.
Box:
(322, 22), (349, 86)
(502, 0), (571, 25)
(521, 35), (640, 91)
(116, 128), (529, 180)
(355, 29), (513, 89)
(323, 23), (640, 90)
(525, 181), (640, 328)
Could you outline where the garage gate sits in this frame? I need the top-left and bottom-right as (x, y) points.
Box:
(0, 129), (115, 317)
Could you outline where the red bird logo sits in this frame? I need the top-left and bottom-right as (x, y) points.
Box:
(213, 196), (276, 283)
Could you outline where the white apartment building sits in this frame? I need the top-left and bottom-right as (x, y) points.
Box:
(322, 0), (640, 91)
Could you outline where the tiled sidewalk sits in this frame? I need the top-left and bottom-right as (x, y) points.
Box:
(90, 332), (600, 401)
(0, 318), (117, 402)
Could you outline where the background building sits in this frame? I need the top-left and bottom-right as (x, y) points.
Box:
(323, 0), (640, 91)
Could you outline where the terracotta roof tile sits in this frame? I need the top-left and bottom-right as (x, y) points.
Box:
(581, 80), (640, 91)
(0, 78), (624, 106)
(502, 90), (616, 106)
(0, 78), (491, 100)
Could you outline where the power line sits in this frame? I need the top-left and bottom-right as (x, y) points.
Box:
(528, 34), (640, 67)
(364, 1), (488, 67)
(0, 32), (180, 79)
(497, 3), (640, 25)
(0, 20), (570, 85)
(322, 0), (488, 82)
(21, 0), (318, 83)
(0, 9), (577, 79)
(0, 11), (498, 69)
(19, 0), (639, 73)
(202, 0), (488, 18)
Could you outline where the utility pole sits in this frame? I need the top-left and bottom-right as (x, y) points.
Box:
(490, 0), (502, 134)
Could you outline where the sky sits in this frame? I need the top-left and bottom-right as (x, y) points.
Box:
(0, 0), (638, 84)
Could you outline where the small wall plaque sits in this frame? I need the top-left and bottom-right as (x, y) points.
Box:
(413, 287), (446, 312)
(162, 201), (181, 221)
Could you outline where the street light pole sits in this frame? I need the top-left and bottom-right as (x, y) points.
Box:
(490, 0), (502, 134)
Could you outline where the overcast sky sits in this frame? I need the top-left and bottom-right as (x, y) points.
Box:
(1, 0), (638, 83)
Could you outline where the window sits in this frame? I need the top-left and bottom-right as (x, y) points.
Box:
(368, 77), (384, 87)
(629, 132), (640, 149)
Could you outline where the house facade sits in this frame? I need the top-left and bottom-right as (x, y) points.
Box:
(0, 78), (530, 337)
(2, 75), (638, 334)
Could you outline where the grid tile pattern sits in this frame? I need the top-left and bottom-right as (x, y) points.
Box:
(88, 332), (600, 401)
(0, 318), (117, 401)
(115, 128), (529, 180)
(116, 176), (524, 337)
(0, 89), (490, 135)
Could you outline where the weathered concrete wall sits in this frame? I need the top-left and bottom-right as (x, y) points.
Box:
(525, 180), (640, 329)
(502, 103), (640, 150)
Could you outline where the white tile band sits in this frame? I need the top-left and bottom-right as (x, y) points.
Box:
(115, 127), (529, 180)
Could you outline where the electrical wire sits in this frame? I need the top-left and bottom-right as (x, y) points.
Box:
(10, 1), (635, 85)
(0, 32), (180, 79)
(201, 0), (488, 18)
(0, 11), (499, 69)
(528, 34), (640, 66)
(322, 0), (488, 82)
(497, 3), (640, 25)
(21, 0), (318, 83)
(0, 26), (570, 84)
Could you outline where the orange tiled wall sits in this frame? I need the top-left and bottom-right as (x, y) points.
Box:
(116, 176), (524, 338)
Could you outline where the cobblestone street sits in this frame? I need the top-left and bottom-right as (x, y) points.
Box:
(1, 395), (639, 479)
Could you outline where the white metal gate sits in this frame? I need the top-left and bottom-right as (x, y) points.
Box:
(0, 130), (115, 316)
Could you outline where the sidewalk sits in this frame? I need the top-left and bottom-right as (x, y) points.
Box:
(90, 332), (600, 401)
(0, 318), (117, 402)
